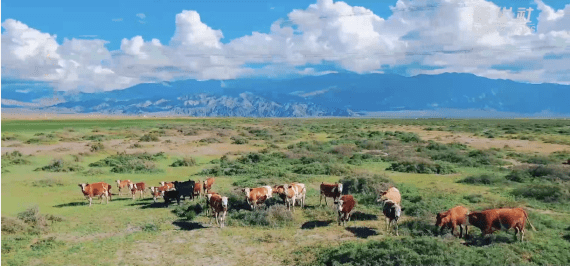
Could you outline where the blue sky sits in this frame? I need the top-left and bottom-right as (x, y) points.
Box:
(2, 0), (570, 102)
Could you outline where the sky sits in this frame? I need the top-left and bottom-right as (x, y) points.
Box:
(2, 0), (570, 96)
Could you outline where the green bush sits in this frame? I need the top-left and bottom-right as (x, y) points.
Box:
(89, 142), (105, 152)
(231, 136), (249, 144)
(83, 168), (105, 176)
(199, 137), (222, 144)
(229, 205), (293, 227)
(30, 237), (64, 252)
(89, 152), (164, 173)
(512, 184), (570, 203)
(458, 174), (505, 185)
(34, 159), (84, 172)
(139, 133), (159, 142)
(83, 134), (106, 141)
(170, 156), (197, 167)
(387, 160), (456, 174)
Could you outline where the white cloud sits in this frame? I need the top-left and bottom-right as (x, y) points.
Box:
(112, 18), (123, 22)
(2, 0), (570, 93)
(136, 13), (146, 19)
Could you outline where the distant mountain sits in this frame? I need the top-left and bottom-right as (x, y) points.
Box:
(4, 73), (570, 117)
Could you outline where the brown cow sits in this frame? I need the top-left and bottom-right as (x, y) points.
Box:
(193, 181), (203, 200)
(290, 182), (306, 208)
(209, 194), (228, 228)
(274, 184), (297, 211)
(78, 182), (110, 207)
(242, 186), (272, 210)
(203, 177), (215, 193)
(159, 181), (175, 191)
(116, 179), (131, 196)
(128, 182), (146, 200)
(436, 206), (470, 238)
(336, 195), (356, 226)
(376, 186), (401, 205)
(468, 208), (536, 242)
(205, 192), (220, 216)
(149, 185), (170, 203)
(320, 182), (343, 206)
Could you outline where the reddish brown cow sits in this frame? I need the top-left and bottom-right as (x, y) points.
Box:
(203, 177), (215, 193)
(273, 184), (297, 211)
(149, 185), (170, 203)
(159, 181), (175, 191)
(242, 186), (272, 210)
(205, 192), (220, 216)
(193, 181), (203, 200)
(436, 206), (470, 238)
(468, 208), (536, 242)
(116, 180), (131, 196)
(128, 182), (146, 200)
(78, 182), (110, 207)
(290, 182), (306, 208)
(209, 194), (228, 228)
(336, 195), (356, 226)
(320, 182), (343, 206)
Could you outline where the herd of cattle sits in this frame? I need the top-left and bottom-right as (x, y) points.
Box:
(77, 179), (536, 241)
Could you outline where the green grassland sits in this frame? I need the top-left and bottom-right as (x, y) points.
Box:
(2, 118), (570, 265)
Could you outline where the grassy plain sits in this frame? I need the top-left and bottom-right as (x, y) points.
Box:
(2, 118), (570, 265)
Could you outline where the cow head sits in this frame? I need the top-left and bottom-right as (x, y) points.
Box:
(467, 212), (483, 229)
(159, 181), (165, 186)
(128, 183), (136, 190)
(435, 212), (449, 227)
(263, 186), (273, 198)
(78, 183), (87, 191)
(336, 198), (344, 212)
(116, 180), (121, 186)
(221, 197), (228, 210)
(337, 183), (343, 194)
(242, 188), (251, 198)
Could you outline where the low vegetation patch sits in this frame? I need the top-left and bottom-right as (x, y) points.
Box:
(228, 205), (293, 227)
(34, 159), (84, 172)
(89, 142), (105, 152)
(386, 159), (456, 174)
(89, 152), (165, 173)
(139, 133), (159, 142)
(170, 156), (197, 167)
(458, 174), (507, 185)
(1, 151), (31, 166)
(31, 178), (65, 187)
(2, 206), (62, 235)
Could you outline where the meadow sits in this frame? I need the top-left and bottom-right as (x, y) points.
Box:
(1, 118), (570, 266)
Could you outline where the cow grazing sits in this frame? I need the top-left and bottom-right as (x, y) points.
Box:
(78, 182), (110, 207)
(242, 186), (272, 210)
(193, 181), (203, 200)
(436, 206), (470, 238)
(275, 184), (297, 211)
(173, 180), (195, 201)
(149, 185), (171, 203)
(290, 182), (306, 208)
(128, 182), (146, 200)
(159, 181), (175, 191)
(320, 182), (343, 206)
(116, 179), (131, 196)
(336, 195), (356, 226)
(376, 186), (401, 205)
(209, 194), (228, 228)
(205, 192), (220, 216)
(468, 208), (536, 242)
(382, 200), (402, 236)
(203, 177), (215, 193)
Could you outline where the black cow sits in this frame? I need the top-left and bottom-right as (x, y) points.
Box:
(163, 190), (181, 207)
(173, 180), (195, 201)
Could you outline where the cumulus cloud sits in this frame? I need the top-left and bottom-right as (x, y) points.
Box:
(2, 0), (570, 93)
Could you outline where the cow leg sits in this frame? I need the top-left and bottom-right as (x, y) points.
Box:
(89, 197), (92, 207)
(459, 225), (464, 238)
(386, 217), (390, 232)
(319, 194), (322, 206)
(395, 221), (399, 236)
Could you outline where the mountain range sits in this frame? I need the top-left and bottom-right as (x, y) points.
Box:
(3, 73), (570, 117)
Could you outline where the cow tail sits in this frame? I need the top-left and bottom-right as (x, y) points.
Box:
(525, 211), (537, 232)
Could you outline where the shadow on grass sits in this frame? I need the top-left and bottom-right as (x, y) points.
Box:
(351, 211), (378, 221)
(53, 202), (86, 208)
(172, 220), (205, 231)
(129, 201), (169, 209)
(463, 234), (516, 247)
(563, 234), (570, 242)
(346, 227), (378, 239)
(301, 220), (332, 229)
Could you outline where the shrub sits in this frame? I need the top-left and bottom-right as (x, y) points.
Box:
(30, 237), (64, 251)
(1, 217), (28, 234)
(170, 156), (197, 167)
(199, 137), (222, 144)
(231, 136), (249, 144)
(330, 144), (355, 157)
(506, 165), (570, 183)
(129, 143), (143, 149)
(172, 204), (201, 220)
(34, 159), (84, 172)
(141, 223), (159, 232)
(387, 160), (456, 174)
(229, 205), (293, 227)
(512, 184), (570, 203)
(340, 173), (394, 205)
(2, 151), (31, 166)
(139, 134), (159, 142)
(458, 174), (505, 185)
(89, 152), (164, 173)
(32, 178), (64, 187)
(463, 194), (483, 203)
(90, 142), (104, 152)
